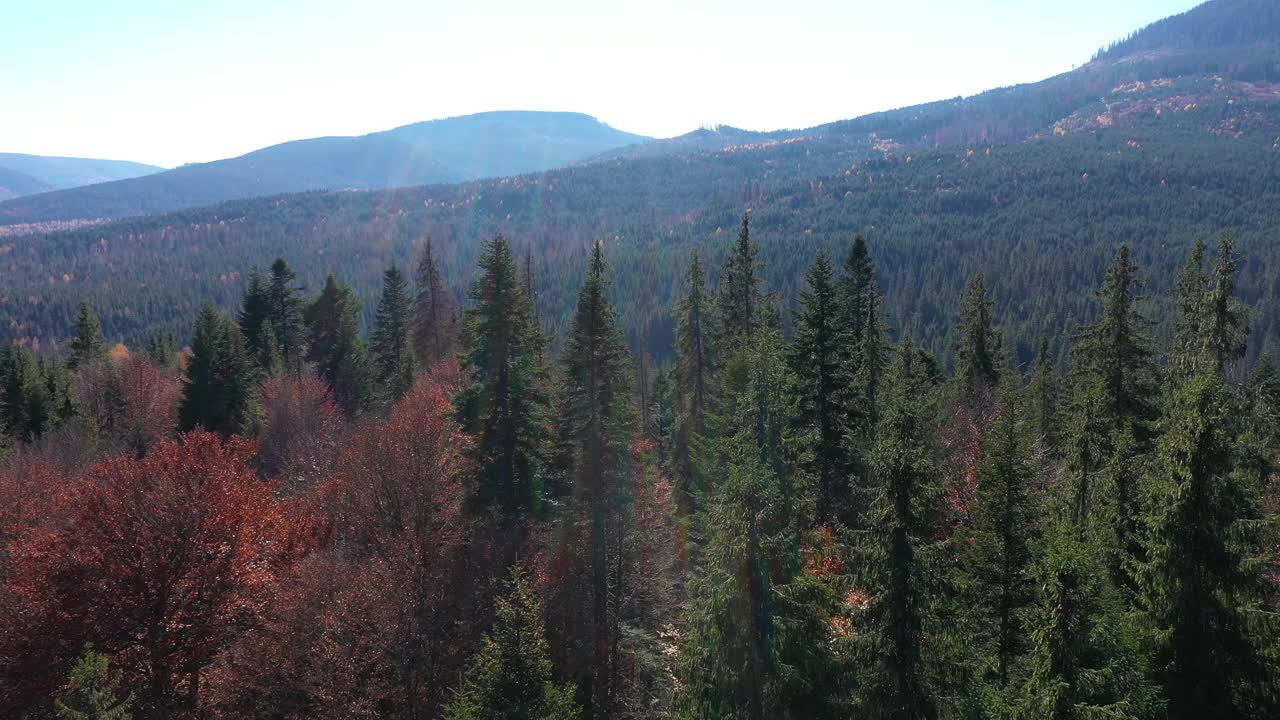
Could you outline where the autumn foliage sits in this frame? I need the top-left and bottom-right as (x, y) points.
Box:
(0, 432), (314, 719)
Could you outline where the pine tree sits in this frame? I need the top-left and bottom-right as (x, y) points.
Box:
(1071, 246), (1157, 442)
(1024, 339), (1059, 453)
(0, 343), (53, 441)
(414, 238), (457, 369)
(214, 321), (256, 436)
(677, 311), (849, 720)
(43, 357), (76, 427)
(445, 568), (580, 720)
(144, 330), (179, 369)
(267, 258), (306, 376)
(1137, 372), (1279, 719)
(717, 213), (760, 354)
(68, 299), (106, 370)
(954, 273), (999, 404)
(178, 305), (255, 436)
(856, 337), (943, 720)
(1017, 526), (1160, 720)
(305, 274), (370, 418)
(254, 318), (282, 377)
(370, 265), (417, 407)
(1170, 237), (1210, 382)
(1101, 423), (1143, 596)
(178, 305), (226, 433)
(673, 250), (716, 513)
(789, 248), (852, 525)
(457, 234), (549, 517)
(559, 242), (632, 717)
(238, 269), (273, 363)
(1170, 236), (1248, 380)
(54, 644), (134, 720)
(1063, 376), (1108, 527)
(837, 236), (887, 502)
(1206, 236), (1248, 376)
(955, 376), (1037, 690)
(837, 236), (877, 375)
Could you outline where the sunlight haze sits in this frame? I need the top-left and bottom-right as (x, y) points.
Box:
(4, 0), (1204, 167)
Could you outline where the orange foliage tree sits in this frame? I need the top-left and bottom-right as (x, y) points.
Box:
(0, 431), (313, 719)
(208, 374), (482, 720)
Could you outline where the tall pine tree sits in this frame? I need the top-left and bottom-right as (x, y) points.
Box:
(457, 234), (549, 517)
(558, 242), (632, 717)
(370, 265), (417, 407)
(68, 299), (106, 370)
(414, 238), (457, 369)
(1138, 372), (1279, 719)
(789, 248), (853, 525)
(305, 274), (370, 418)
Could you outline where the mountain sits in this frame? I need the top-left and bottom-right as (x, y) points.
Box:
(0, 153), (161, 199)
(0, 112), (650, 226)
(0, 166), (52, 201)
(3, 0), (1279, 365)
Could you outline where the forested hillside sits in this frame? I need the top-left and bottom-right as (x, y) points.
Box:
(0, 112), (649, 225)
(4, 124), (1278, 369)
(0, 152), (161, 199)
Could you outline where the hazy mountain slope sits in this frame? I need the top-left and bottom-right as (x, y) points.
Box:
(0, 166), (52, 201)
(0, 112), (650, 224)
(0, 153), (161, 195)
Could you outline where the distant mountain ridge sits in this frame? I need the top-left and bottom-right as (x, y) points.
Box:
(0, 153), (161, 200)
(0, 112), (649, 225)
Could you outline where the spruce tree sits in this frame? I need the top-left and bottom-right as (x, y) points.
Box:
(1070, 246), (1157, 442)
(457, 234), (548, 516)
(370, 265), (417, 407)
(444, 568), (581, 720)
(1170, 237), (1211, 382)
(305, 274), (370, 418)
(673, 250), (716, 513)
(1101, 423), (1144, 596)
(1063, 376), (1108, 527)
(144, 330), (179, 369)
(267, 258), (306, 376)
(414, 238), (457, 369)
(954, 273), (999, 404)
(559, 242), (632, 716)
(1024, 338), (1059, 453)
(214, 322), (256, 436)
(955, 376), (1037, 690)
(837, 236), (887, 497)
(677, 309), (848, 720)
(254, 318), (282, 377)
(837, 236), (877, 373)
(238, 269), (273, 362)
(1170, 236), (1248, 381)
(1206, 236), (1248, 376)
(856, 337), (943, 720)
(1137, 372), (1279, 719)
(789, 248), (852, 525)
(68, 299), (106, 370)
(717, 213), (760, 354)
(54, 644), (134, 720)
(1017, 526), (1160, 720)
(178, 305), (226, 433)
(0, 343), (53, 441)
(178, 305), (255, 436)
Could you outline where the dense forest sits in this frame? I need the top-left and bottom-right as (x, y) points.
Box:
(1, 222), (1277, 719)
(5, 124), (1280, 370)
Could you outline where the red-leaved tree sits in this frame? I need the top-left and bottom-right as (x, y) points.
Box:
(0, 431), (313, 719)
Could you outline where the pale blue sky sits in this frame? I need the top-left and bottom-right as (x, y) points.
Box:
(2, 0), (1204, 168)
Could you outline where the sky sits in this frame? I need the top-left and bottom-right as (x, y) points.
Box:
(2, 0), (1206, 168)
